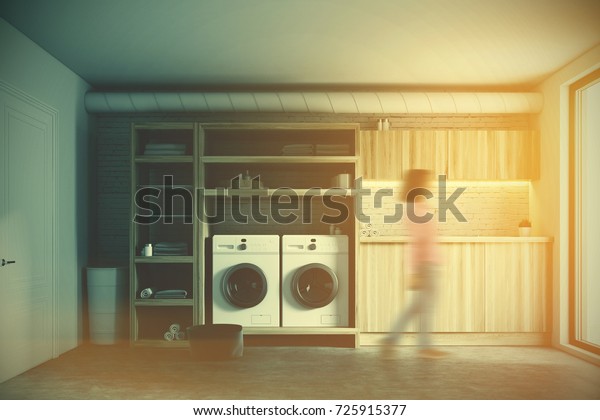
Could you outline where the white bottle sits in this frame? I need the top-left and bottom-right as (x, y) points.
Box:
(143, 243), (153, 257)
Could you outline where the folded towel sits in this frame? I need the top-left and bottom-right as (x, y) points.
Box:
(282, 144), (313, 150)
(140, 288), (153, 299)
(145, 143), (186, 149)
(143, 150), (186, 156)
(144, 143), (187, 156)
(154, 289), (188, 299)
(154, 242), (188, 249)
(315, 145), (350, 155)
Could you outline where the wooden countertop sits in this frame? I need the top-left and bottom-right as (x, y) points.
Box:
(360, 236), (553, 243)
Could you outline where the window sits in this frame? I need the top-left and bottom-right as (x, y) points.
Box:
(569, 68), (600, 355)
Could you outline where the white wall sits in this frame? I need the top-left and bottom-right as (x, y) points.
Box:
(0, 18), (91, 354)
(532, 44), (600, 362)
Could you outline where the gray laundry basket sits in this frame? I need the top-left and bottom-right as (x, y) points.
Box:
(86, 266), (129, 344)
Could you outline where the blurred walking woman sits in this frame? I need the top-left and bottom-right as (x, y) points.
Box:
(382, 169), (446, 359)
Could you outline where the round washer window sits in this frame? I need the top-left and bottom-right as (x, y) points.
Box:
(291, 263), (338, 308)
(222, 263), (268, 308)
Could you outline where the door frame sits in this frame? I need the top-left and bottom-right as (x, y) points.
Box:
(568, 68), (600, 356)
(0, 80), (58, 358)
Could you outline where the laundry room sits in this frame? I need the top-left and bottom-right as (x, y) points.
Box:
(1, 0), (600, 410)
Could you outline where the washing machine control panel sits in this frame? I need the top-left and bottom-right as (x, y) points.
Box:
(283, 235), (348, 254)
(213, 235), (280, 254)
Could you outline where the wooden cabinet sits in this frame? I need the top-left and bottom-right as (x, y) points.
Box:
(484, 243), (550, 332)
(129, 123), (200, 346)
(359, 129), (539, 181)
(359, 129), (447, 180)
(447, 130), (539, 180)
(406, 130), (448, 178)
(434, 243), (486, 332)
(357, 243), (408, 332)
(358, 242), (485, 333)
(358, 240), (550, 334)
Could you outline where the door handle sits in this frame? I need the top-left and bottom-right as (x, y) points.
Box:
(1, 259), (16, 267)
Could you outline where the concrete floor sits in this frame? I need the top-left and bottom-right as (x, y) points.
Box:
(0, 344), (599, 400)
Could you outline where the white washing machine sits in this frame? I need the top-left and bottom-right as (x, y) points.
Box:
(281, 235), (349, 327)
(212, 235), (280, 327)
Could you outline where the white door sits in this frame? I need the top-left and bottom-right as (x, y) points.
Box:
(0, 85), (55, 383)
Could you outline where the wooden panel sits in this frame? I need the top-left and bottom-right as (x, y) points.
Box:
(358, 242), (486, 333)
(358, 243), (410, 332)
(359, 241), (549, 334)
(447, 130), (495, 179)
(494, 130), (538, 179)
(402, 130), (448, 176)
(434, 243), (485, 332)
(448, 129), (539, 180)
(358, 130), (406, 180)
(359, 332), (549, 346)
(359, 129), (448, 180)
(484, 243), (549, 332)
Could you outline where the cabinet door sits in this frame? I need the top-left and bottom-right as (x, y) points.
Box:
(433, 243), (485, 332)
(359, 130), (406, 180)
(359, 129), (447, 181)
(494, 130), (539, 179)
(448, 130), (496, 180)
(402, 130), (448, 177)
(448, 130), (539, 180)
(358, 242), (486, 333)
(484, 243), (549, 332)
(358, 243), (411, 332)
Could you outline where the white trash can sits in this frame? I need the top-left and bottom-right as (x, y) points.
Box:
(87, 267), (129, 344)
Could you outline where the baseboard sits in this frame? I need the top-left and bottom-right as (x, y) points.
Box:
(554, 343), (600, 366)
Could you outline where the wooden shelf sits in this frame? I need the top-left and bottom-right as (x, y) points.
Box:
(134, 156), (194, 163)
(136, 184), (194, 189)
(134, 256), (194, 263)
(201, 188), (355, 197)
(130, 122), (358, 347)
(202, 156), (357, 164)
(131, 122), (199, 347)
(134, 299), (194, 307)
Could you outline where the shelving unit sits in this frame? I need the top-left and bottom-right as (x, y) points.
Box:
(199, 123), (360, 346)
(129, 123), (200, 347)
(129, 122), (360, 347)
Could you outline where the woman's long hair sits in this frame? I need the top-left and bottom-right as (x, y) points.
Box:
(402, 169), (433, 203)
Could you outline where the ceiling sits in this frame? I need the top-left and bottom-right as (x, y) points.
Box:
(1, 0), (600, 91)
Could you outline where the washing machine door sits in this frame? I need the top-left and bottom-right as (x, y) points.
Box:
(222, 263), (268, 308)
(291, 263), (339, 308)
